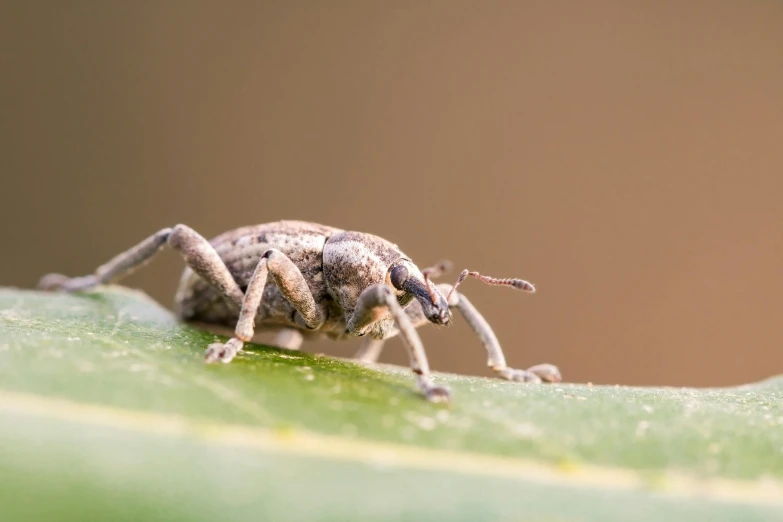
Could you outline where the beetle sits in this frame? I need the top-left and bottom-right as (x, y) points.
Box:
(38, 220), (561, 401)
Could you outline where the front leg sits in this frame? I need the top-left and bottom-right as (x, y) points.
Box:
(205, 249), (324, 363)
(347, 283), (449, 402)
(355, 283), (561, 383)
(354, 299), (428, 363)
(439, 283), (561, 383)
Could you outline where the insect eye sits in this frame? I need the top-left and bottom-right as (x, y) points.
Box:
(390, 265), (409, 290)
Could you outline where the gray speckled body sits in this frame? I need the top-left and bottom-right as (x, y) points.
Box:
(173, 221), (419, 340)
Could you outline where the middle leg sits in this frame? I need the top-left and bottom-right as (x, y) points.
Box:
(273, 329), (305, 350)
(205, 248), (324, 363)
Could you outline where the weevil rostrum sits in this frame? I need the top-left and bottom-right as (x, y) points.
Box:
(38, 220), (561, 402)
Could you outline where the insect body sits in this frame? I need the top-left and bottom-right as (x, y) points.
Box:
(38, 220), (561, 401)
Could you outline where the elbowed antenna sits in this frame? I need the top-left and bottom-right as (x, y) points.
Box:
(446, 269), (535, 302)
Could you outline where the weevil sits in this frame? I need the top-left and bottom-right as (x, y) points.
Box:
(38, 220), (561, 401)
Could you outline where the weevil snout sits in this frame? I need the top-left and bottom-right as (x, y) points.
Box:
(416, 282), (451, 323)
(412, 280), (451, 324)
(429, 300), (452, 325)
(390, 264), (451, 325)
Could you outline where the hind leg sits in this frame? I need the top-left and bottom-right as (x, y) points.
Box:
(38, 224), (245, 308)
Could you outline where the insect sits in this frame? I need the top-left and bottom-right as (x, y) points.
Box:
(38, 220), (561, 402)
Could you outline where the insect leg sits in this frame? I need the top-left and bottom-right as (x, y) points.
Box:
(436, 283), (561, 383)
(353, 301), (428, 363)
(347, 283), (449, 402)
(38, 225), (245, 308)
(354, 338), (385, 363)
(38, 228), (173, 292)
(205, 249), (324, 363)
(273, 329), (304, 350)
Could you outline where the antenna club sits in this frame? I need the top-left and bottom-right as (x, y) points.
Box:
(512, 279), (536, 292)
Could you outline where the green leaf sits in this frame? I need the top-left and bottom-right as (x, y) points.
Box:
(0, 287), (781, 522)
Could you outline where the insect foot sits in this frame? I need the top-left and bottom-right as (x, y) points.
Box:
(38, 273), (100, 292)
(204, 338), (243, 364)
(494, 364), (562, 383)
(526, 363), (562, 383)
(423, 384), (451, 403)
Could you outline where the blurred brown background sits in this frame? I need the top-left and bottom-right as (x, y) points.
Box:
(2, 1), (782, 387)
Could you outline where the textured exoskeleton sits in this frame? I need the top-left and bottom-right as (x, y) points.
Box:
(38, 220), (560, 401)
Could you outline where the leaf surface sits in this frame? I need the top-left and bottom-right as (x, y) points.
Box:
(0, 287), (781, 521)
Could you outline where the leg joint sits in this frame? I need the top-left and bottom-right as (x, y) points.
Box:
(167, 224), (195, 248)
